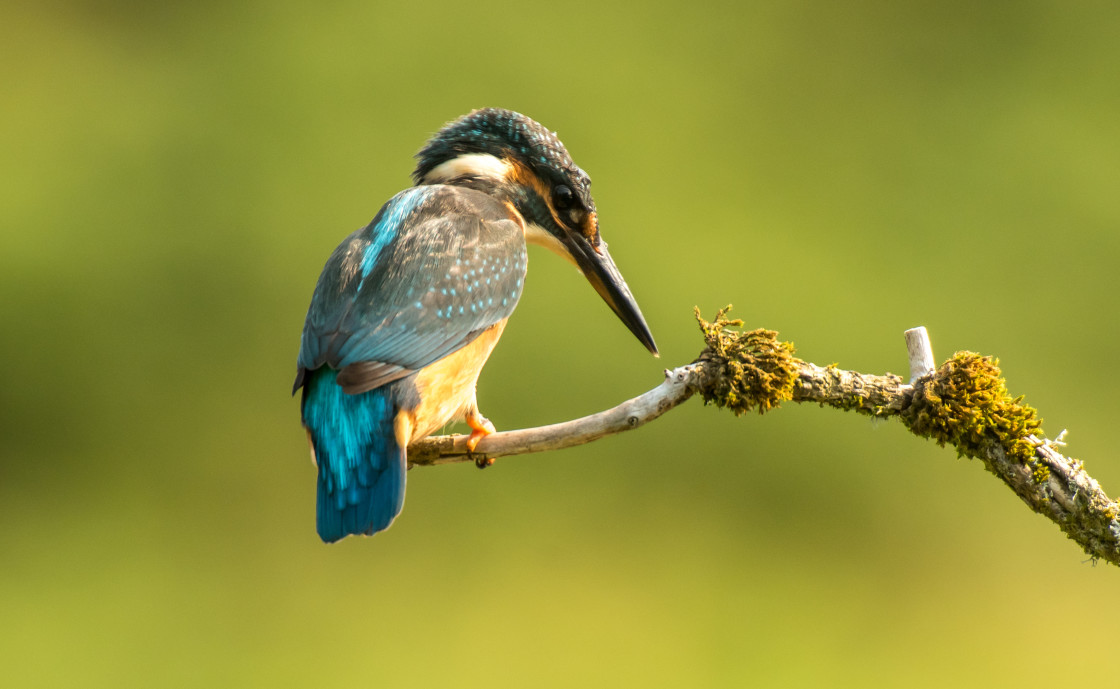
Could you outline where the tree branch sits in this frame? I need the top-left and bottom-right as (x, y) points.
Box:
(407, 364), (699, 466)
(408, 309), (1120, 566)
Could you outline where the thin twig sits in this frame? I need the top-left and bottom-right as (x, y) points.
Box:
(407, 365), (699, 466)
(905, 326), (936, 383)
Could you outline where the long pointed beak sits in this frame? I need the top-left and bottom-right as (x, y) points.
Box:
(566, 235), (659, 356)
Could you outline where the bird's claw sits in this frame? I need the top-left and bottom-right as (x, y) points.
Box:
(466, 411), (496, 469)
(472, 453), (495, 469)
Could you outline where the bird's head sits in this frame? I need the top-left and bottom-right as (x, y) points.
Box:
(413, 108), (658, 355)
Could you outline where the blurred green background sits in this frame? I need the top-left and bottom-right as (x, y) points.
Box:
(3, 1), (1118, 686)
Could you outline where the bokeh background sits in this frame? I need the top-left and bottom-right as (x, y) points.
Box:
(3, 1), (1118, 686)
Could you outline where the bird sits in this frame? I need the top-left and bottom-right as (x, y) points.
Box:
(294, 108), (658, 542)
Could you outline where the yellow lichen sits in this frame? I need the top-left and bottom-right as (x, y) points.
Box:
(900, 352), (1046, 481)
(693, 306), (799, 415)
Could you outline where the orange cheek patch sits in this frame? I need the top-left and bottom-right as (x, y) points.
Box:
(509, 161), (566, 228)
(508, 161), (551, 202)
(582, 211), (601, 251)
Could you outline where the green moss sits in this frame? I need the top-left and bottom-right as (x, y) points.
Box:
(693, 306), (799, 415)
(900, 351), (1046, 482)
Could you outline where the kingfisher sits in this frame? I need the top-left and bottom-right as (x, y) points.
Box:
(294, 108), (657, 542)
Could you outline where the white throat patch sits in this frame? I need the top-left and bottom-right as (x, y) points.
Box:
(525, 222), (580, 270)
(423, 153), (512, 184)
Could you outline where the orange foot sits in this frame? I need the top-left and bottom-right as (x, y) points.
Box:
(465, 408), (496, 468)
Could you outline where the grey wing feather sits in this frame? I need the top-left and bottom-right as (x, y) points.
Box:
(295, 186), (527, 393)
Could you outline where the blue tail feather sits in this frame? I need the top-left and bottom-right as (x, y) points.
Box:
(301, 367), (406, 542)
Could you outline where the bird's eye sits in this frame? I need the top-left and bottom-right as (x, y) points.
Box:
(553, 185), (575, 211)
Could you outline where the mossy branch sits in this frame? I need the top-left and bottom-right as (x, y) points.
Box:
(409, 307), (1120, 567)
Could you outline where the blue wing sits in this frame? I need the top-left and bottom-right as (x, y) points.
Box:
(294, 184), (527, 393)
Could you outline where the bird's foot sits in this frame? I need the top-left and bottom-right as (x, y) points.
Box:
(465, 410), (496, 468)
